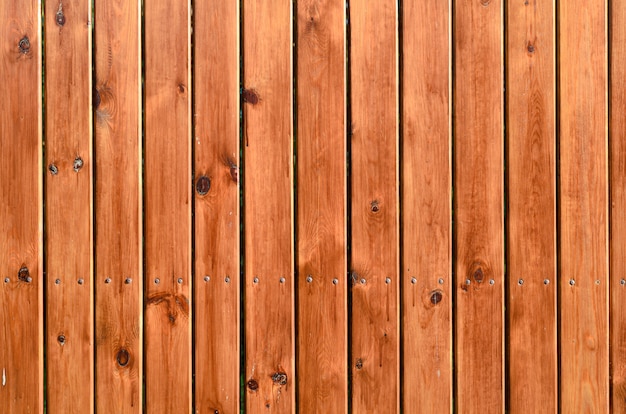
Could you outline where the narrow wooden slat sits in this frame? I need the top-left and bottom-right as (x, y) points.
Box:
(296, 0), (347, 412)
(558, 0), (609, 412)
(611, 1), (626, 410)
(0, 2), (43, 412)
(93, 0), (142, 411)
(401, 0), (451, 411)
(193, 0), (240, 412)
(144, 0), (192, 411)
(242, 0), (294, 412)
(349, 0), (399, 412)
(44, 0), (93, 412)
(453, 0), (504, 412)
(506, 0), (557, 412)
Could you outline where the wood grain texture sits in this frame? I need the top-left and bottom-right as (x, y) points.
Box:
(296, 0), (347, 412)
(144, 0), (192, 412)
(93, 0), (142, 412)
(506, 1), (557, 412)
(611, 1), (626, 410)
(401, 0), (451, 412)
(0, 1), (42, 412)
(558, 1), (609, 412)
(242, 1), (294, 413)
(44, 0), (94, 412)
(193, 0), (240, 412)
(349, 0), (399, 412)
(453, 0), (504, 412)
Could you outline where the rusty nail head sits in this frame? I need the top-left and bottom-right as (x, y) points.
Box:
(204, 276), (210, 282)
(306, 275), (313, 283)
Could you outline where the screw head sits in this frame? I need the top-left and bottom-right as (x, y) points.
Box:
(48, 164), (58, 175)
(4, 278), (9, 283)
(332, 278), (339, 285)
(225, 276), (230, 283)
(105, 278), (111, 284)
(621, 279), (626, 286)
(518, 279), (524, 286)
(385, 277), (391, 284)
(411, 277), (417, 284)
(55, 279), (61, 285)
(465, 279), (471, 285)
(279, 277), (285, 284)
(177, 278), (183, 284)
(253, 277), (259, 284)
(569, 279), (575, 286)
(306, 276), (313, 283)
(154, 278), (160, 284)
(125, 278), (132, 284)
(77, 278), (84, 285)
(489, 279), (495, 285)
(544, 279), (550, 285)
(360, 278), (366, 285)
(595, 279), (601, 285)
(204, 276), (210, 282)
(438, 278), (444, 285)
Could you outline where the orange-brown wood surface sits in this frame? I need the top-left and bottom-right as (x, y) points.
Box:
(506, 1), (557, 412)
(242, 1), (294, 413)
(349, 1), (399, 412)
(193, 0), (240, 412)
(0, 1), (43, 412)
(611, 1), (626, 410)
(144, 0), (192, 412)
(296, 0), (347, 412)
(558, 1), (609, 412)
(453, 0), (504, 412)
(93, 0), (142, 412)
(44, 0), (94, 412)
(401, 0), (451, 412)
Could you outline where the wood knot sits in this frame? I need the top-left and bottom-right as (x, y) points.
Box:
(18, 36), (30, 54)
(242, 88), (259, 105)
(56, 10), (65, 26)
(116, 349), (130, 367)
(430, 290), (443, 305)
(93, 88), (101, 109)
(355, 358), (363, 370)
(73, 157), (84, 172)
(472, 267), (484, 283)
(196, 175), (211, 195)
(271, 372), (288, 385)
(370, 200), (380, 213)
(247, 379), (259, 391)
(18, 267), (31, 283)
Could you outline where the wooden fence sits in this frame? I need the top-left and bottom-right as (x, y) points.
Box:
(0, 0), (624, 413)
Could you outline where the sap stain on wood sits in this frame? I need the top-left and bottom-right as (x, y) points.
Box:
(146, 291), (190, 326)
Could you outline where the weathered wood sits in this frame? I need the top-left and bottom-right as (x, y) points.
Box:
(44, 0), (94, 412)
(611, 1), (626, 410)
(193, 0), (240, 412)
(0, 1), (43, 412)
(93, 0), (142, 412)
(349, 0), (399, 412)
(558, 1), (609, 412)
(401, 0), (451, 412)
(296, 0), (347, 412)
(453, 0), (504, 412)
(242, 1), (294, 413)
(144, 0), (192, 412)
(506, 1), (557, 412)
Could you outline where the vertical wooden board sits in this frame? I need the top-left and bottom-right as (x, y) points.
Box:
(242, 0), (294, 412)
(296, 0), (347, 413)
(401, 0), (451, 412)
(93, 0), (142, 412)
(558, 1), (609, 412)
(144, 0), (192, 412)
(44, 0), (93, 412)
(349, 0), (399, 412)
(0, 1), (43, 412)
(193, 0), (240, 413)
(453, 0), (504, 412)
(611, 1), (626, 410)
(506, 0), (557, 412)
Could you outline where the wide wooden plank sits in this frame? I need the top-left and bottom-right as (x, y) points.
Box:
(401, 0), (451, 412)
(0, 2), (43, 412)
(296, 0), (347, 412)
(506, 0), (557, 412)
(558, 1), (609, 412)
(144, 0), (192, 412)
(453, 0), (504, 412)
(193, 0), (240, 412)
(349, 0), (399, 412)
(44, 0), (94, 412)
(242, 0), (294, 412)
(611, 1), (626, 410)
(93, 0), (142, 412)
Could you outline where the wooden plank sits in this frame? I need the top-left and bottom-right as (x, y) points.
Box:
(453, 0), (504, 412)
(0, 2), (43, 412)
(506, 0), (557, 412)
(193, 0), (240, 412)
(242, 0), (294, 412)
(296, 0), (347, 412)
(93, 0), (142, 412)
(44, 0), (94, 412)
(401, 0), (451, 412)
(611, 1), (626, 410)
(558, 1), (609, 412)
(144, 0), (192, 412)
(349, 0), (399, 412)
